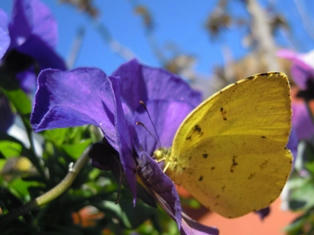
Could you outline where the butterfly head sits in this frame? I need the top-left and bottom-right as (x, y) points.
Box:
(153, 147), (171, 162)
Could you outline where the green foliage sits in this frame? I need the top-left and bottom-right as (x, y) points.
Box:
(285, 140), (314, 235)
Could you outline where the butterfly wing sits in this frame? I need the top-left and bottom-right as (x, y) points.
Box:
(167, 72), (292, 218)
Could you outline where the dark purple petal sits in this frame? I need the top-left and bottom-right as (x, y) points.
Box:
(31, 68), (118, 148)
(292, 102), (314, 140)
(0, 9), (10, 60)
(254, 207), (271, 220)
(89, 141), (122, 181)
(0, 94), (14, 132)
(181, 213), (219, 235)
(9, 0), (57, 49)
(16, 34), (66, 70)
(137, 151), (182, 228)
(16, 67), (36, 93)
(109, 75), (137, 197)
(134, 100), (195, 154)
(9, 0), (32, 48)
(112, 59), (202, 111)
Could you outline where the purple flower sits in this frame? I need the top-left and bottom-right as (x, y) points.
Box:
(278, 49), (314, 142)
(0, 0), (66, 132)
(1, 0), (66, 92)
(31, 59), (218, 234)
(277, 49), (314, 89)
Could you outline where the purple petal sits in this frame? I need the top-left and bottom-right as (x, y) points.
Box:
(31, 68), (117, 147)
(291, 62), (314, 89)
(134, 100), (195, 154)
(31, 69), (138, 196)
(277, 49), (314, 89)
(181, 213), (219, 235)
(277, 49), (298, 60)
(9, 0), (57, 49)
(112, 59), (202, 111)
(0, 9), (10, 60)
(292, 102), (314, 140)
(137, 151), (182, 228)
(109, 75), (137, 197)
(89, 141), (121, 181)
(16, 67), (36, 94)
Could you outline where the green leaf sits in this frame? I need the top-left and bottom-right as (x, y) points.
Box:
(0, 71), (31, 115)
(4, 89), (31, 115)
(43, 128), (69, 146)
(285, 209), (314, 235)
(62, 140), (92, 160)
(8, 177), (43, 200)
(0, 140), (23, 158)
(290, 179), (314, 210)
(305, 161), (314, 174)
(119, 197), (156, 228)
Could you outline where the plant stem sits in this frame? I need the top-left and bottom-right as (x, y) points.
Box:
(0, 147), (90, 225)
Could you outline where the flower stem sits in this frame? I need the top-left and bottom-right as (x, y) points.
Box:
(0, 147), (90, 225)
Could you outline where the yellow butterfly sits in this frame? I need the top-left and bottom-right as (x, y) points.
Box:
(155, 72), (292, 218)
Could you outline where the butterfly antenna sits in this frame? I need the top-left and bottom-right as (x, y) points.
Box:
(136, 121), (157, 143)
(139, 100), (162, 147)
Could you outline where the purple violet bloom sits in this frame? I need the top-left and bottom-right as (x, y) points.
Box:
(277, 49), (314, 89)
(30, 59), (218, 234)
(278, 49), (314, 142)
(1, 0), (66, 91)
(0, 0), (66, 132)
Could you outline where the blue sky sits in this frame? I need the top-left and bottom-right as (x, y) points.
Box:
(1, 0), (314, 76)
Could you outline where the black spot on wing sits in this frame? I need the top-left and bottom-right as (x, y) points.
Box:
(193, 124), (202, 134)
(187, 124), (204, 141)
(198, 176), (203, 181)
(261, 136), (266, 139)
(211, 166), (215, 170)
(248, 173), (255, 180)
(202, 153), (208, 159)
(220, 107), (228, 121)
(259, 73), (270, 77)
(259, 160), (268, 169)
(230, 155), (238, 173)
(247, 75), (255, 80)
